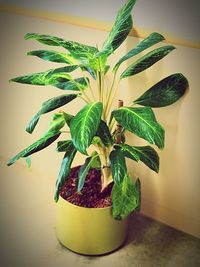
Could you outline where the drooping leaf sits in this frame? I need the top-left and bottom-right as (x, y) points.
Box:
(135, 178), (141, 212)
(63, 112), (74, 127)
(114, 32), (165, 71)
(10, 66), (78, 86)
(114, 144), (140, 162)
(81, 66), (96, 80)
(70, 102), (103, 154)
(54, 77), (89, 91)
(27, 50), (77, 64)
(96, 120), (113, 147)
(112, 173), (138, 220)
(54, 141), (77, 202)
(131, 146), (159, 173)
(7, 131), (61, 166)
(26, 94), (77, 133)
(120, 45), (175, 79)
(47, 112), (66, 133)
(113, 106), (165, 149)
(97, 0), (136, 56)
(110, 149), (127, 184)
(25, 156), (31, 168)
(77, 151), (100, 192)
(133, 73), (189, 107)
(25, 33), (66, 46)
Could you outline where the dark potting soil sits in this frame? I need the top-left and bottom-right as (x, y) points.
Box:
(59, 166), (113, 208)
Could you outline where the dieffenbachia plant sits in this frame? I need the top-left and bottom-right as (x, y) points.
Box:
(7, 0), (188, 219)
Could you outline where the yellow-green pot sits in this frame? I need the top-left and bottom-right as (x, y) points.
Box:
(55, 196), (128, 255)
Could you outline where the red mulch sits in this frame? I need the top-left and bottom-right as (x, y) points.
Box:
(59, 166), (113, 208)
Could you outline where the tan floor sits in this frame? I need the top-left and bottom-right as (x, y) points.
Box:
(1, 157), (200, 267)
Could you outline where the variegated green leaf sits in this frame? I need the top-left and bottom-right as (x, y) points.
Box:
(47, 112), (66, 133)
(54, 141), (77, 202)
(112, 173), (138, 220)
(63, 112), (74, 127)
(56, 140), (72, 152)
(133, 73), (189, 107)
(70, 102), (103, 154)
(10, 66), (78, 86)
(114, 32), (165, 71)
(7, 131), (61, 166)
(113, 107), (165, 149)
(54, 77), (89, 91)
(26, 94), (77, 133)
(25, 33), (66, 46)
(120, 45), (175, 79)
(114, 143), (139, 161)
(96, 120), (113, 147)
(97, 0), (136, 56)
(27, 50), (77, 64)
(110, 149), (127, 184)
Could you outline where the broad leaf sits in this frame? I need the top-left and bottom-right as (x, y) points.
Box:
(112, 173), (138, 220)
(54, 77), (89, 91)
(47, 112), (66, 133)
(26, 94), (77, 133)
(134, 73), (189, 107)
(70, 102), (103, 154)
(97, 0), (136, 56)
(120, 45), (175, 79)
(56, 140), (72, 152)
(54, 141), (77, 202)
(114, 144), (139, 161)
(96, 120), (113, 147)
(63, 112), (74, 127)
(77, 151), (100, 192)
(10, 66), (78, 86)
(27, 50), (76, 64)
(110, 149), (127, 184)
(113, 107), (165, 149)
(25, 33), (66, 46)
(114, 32), (165, 71)
(7, 131), (61, 166)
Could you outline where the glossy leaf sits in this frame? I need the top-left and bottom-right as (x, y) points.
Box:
(47, 112), (66, 133)
(10, 66), (78, 86)
(56, 140), (72, 152)
(70, 102), (103, 154)
(134, 73), (189, 107)
(96, 120), (113, 147)
(114, 32), (165, 71)
(98, 0), (136, 56)
(114, 144), (139, 161)
(54, 77), (89, 91)
(120, 45), (175, 79)
(113, 107), (165, 149)
(54, 141), (77, 202)
(112, 173), (138, 220)
(110, 149), (127, 184)
(26, 94), (77, 133)
(7, 131), (61, 166)
(27, 50), (76, 64)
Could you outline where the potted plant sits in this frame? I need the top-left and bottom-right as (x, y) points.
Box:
(7, 0), (188, 255)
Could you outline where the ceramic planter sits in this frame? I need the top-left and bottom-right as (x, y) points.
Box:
(55, 196), (128, 255)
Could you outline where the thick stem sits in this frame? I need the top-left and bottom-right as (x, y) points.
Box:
(98, 146), (112, 192)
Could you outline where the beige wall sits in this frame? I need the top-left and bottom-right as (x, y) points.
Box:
(0, 12), (200, 238)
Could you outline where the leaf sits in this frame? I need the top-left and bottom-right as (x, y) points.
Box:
(25, 156), (31, 168)
(114, 32), (165, 71)
(97, 0), (136, 56)
(56, 140), (72, 152)
(47, 112), (66, 133)
(70, 102), (103, 155)
(27, 50), (76, 64)
(25, 33), (66, 46)
(110, 149), (127, 184)
(63, 112), (74, 127)
(114, 144), (140, 161)
(135, 178), (141, 212)
(10, 66), (78, 86)
(54, 77), (89, 91)
(120, 45), (176, 79)
(133, 73), (189, 107)
(7, 131), (61, 166)
(54, 141), (77, 202)
(112, 173), (138, 220)
(113, 106), (165, 149)
(26, 94), (77, 133)
(131, 146), (159, 173)
(96, 120), (113, 147)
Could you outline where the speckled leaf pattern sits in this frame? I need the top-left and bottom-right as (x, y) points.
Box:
(70, 102), (103, 155)
(54, 141), (77, 202)
(98, 0), (136, 56)
(27, 50), (76, 64)
(96, 120), (113, 147)
(112, 174), (138, 220)
(10, 66), (78, 86)
(134, 73), (189, 107)
(114, 144), (140, 162)
(110, 149), (127, 184)
(113, 107), (165, 149)
(120, 45), (175, 79)
(7, 131), (61, 166)
(26, 94), (77, 133)
(114, 32), (165, 71)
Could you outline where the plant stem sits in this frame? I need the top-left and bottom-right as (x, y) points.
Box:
(104, 70), (117, 119)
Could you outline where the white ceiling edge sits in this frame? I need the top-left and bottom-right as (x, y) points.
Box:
(0, 0), (199, 43)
